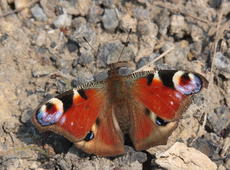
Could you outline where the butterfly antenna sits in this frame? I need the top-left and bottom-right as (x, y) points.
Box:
(83, 37), (97, 54)
(117, 28), (132, 62)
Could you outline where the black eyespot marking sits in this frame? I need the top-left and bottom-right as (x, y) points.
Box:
(46, 102), (54, 110)
(78, 89), (88, 100)
(155, 117), (168, 126)
(158, 70), (177, 88)
(146, 74), (154, 85)
(57, 90), (73, 112)
(84, 131), (94, 141)
(181, 73), (190, 81)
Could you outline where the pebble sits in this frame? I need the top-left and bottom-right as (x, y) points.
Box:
(101, 0), (114, 8)
(207, 106), (230, 135)
(214, 52), (230, 73)
(137, 20), (158, 37)
(156, 142), (217, 170)
(191, 25), (204, 42)
(2, 120), (18, 133)
(77, 53), (93, 65)
(133, 8), (149, 20)
(77, 0), (91, 16)
(31, 4), (47, 21)
(120, 14), (137, 32)
(65, 39), (79, 53)
(170, 14), (188, 38)
(192, 136), (219, 158)
(72, 24), (96, 45)
(53, 12), (72, 28)
(137, 54), (158, 69)
(97, 41), (135, 67)
(35, 31), (47, 47)
(102, 9), (119, 32)
(88, 5), (103, 23)
(21, 109), (33, 123)
(32, 68), (50, 78)
(208, 0), (222, 8)
(71, 71), (94, 87)
(156, 9), (170, 36)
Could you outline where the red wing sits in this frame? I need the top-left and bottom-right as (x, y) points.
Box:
(32, 86), (124, 156)
(129, 70), (208, 150)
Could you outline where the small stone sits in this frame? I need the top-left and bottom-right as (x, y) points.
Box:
(120, 14), (137, 32)
(65, 39), (79, 53)
(214, 52), (230, 73)
(72, 24), (96, 45)
(156, 142), (217, 170)
(15, 0), (30, 18)
(77, 53), (93, 65)
(133, 8), (149, 20)
(207, 106), (230, 134)
(2, 120), (18, 133)
(137, 54), (158, 69)
(137, 20), (158, 37)
(192, 136), (219, 158)
(97, 41), (135, 67)
(72, 17), (87, 31)
(208, 0), (222, 8)
(0, 33), (8, 44)
(35, 31), (47, 47)
(191, 25), (204, 42)
(53, 12), (72, 28)
(71, 71), (94, 87)
(156, 9), (170, 36)
(101, 0), (114, 8)
(55, 58), (72, 73)
(77, 0), (91, 16)
(21, 109), (33, 123)
(31, 4), (47, 21)
(102, 9), (119, 32)
(88, 5), (103, 23)
(32, 68), (50, 78)
(170, 15), (188, 38)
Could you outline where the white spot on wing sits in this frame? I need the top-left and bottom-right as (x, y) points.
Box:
(73, 89), (80, 100)
(172, 71), (184, 86)
(154, 71), (161, 81)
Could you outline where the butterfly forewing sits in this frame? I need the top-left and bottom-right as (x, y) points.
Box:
(128, 70), (207, 150)
(32, 82), (125, 156)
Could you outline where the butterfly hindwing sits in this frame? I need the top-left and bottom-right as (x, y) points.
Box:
(32, 83), (124, 156)
(129, 70), (208, 150)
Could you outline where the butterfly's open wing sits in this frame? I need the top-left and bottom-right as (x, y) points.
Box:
(128, 70), (208, 150)
(32, 83), (124, 156)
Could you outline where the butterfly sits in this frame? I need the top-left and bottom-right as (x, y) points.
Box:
(32, 61), (208, 156)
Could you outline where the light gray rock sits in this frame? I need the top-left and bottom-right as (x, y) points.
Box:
(31, 4), (47, 21)
(102, 9), (119, 32)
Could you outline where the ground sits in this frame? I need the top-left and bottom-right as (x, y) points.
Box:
(0, 0), (229, 169)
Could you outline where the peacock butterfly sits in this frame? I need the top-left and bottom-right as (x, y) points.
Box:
(32, 61), (208, 156)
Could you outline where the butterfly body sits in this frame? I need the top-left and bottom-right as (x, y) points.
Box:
(32, 63), (208, 156)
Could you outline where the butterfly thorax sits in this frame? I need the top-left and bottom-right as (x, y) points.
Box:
(106, 68), (132, 134)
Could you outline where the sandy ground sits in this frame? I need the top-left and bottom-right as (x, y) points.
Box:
(0, 0), (229, 169)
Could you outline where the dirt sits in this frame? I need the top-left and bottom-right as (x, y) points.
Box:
(0, 0), (229, 169)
